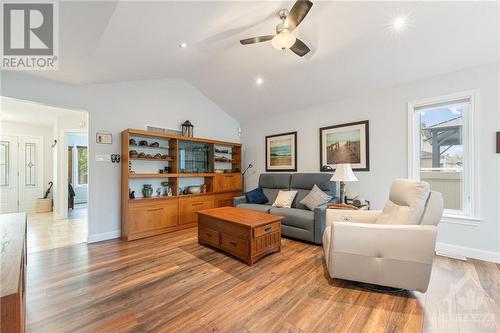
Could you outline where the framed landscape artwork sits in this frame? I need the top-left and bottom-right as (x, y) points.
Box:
(320, 120), (369, 171)
(265, 132), (297, 172)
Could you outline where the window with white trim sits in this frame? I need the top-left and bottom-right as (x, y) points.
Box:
(409, 91), (477, 218)
(77, 146), (88, 186)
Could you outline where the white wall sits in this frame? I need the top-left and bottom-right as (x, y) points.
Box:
(241, 62), (500, 261)
(0, 121), (54, 195)
(1, 73), (241, 242)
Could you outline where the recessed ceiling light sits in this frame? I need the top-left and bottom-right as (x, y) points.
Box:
(256, 77), (264, 86)
(393, 17), (406, 31)
(179, 42), (188, 48)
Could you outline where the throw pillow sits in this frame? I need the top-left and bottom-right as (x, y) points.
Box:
(300, 184), (333, 210)
(245, 188), (268, 204)
(376, 201), (412, 225)
(272, 190), (298, 208)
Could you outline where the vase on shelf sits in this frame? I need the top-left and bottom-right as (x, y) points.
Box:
(142, 184), (153, 198)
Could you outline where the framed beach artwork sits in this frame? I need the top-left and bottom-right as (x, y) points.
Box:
(265, 132), (297, 172)
(320, 120), (369, 171)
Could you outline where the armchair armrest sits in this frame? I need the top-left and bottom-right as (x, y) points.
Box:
(233, 195), (247, 206)
(331, 222), (437, 264)
(326, 209), (382, 228)
(313, 204), (327, 245)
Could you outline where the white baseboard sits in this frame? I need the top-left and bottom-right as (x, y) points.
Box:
(87, 230), (120, 243)
(436, 242), (500, 263)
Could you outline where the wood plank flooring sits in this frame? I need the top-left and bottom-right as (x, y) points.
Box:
(26, 227), (499, 333)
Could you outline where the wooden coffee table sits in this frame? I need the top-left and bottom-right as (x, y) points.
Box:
(197, 207), (283, 265)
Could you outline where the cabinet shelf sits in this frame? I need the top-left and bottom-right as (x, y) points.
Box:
(129, 145), (173, 151)
(178, 173), (215, 177)
(130, 157), (174, 162)
(129, 196), (177, 203)
(128, 173), (178, 179)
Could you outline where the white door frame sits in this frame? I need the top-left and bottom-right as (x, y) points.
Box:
(55, 129), (88, 220)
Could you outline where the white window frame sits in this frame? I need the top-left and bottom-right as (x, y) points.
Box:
(70, 144), (88, 188)
(408, 90), (480, 225)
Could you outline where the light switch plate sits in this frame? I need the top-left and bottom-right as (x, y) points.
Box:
(96, 154), (111, 162)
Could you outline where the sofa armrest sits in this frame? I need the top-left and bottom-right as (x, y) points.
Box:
(326, 209), (382, 228)
(331, 222), (437, 264)
(233, 195), (247, 206)
(313, 205), (328, 245)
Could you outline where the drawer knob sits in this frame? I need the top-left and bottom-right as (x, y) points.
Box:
(230, 241), (237, 246)
(264, 227), (272, 232)
(206, 233), (212, 237)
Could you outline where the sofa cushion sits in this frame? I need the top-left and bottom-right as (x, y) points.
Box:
(376, 201), (412, 225)
(236, 203), (272, 214)
(262, 188), (280, 204)
(270, 207), (314, 231)
(376, 179), (431, 225)
(300, 184), (333, 210)
(291, 189), (310, 209)
(259, 173), (291, 189)
(290, 173), (334, 208)
(272, 190), (298, 208)
(245, 188), (268, 204)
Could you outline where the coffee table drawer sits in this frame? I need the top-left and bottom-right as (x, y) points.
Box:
(254, 222), (280, 238)
(199, 227), (219, 247)
(221, 234), (248, 257)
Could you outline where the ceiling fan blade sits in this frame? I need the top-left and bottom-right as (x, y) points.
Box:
(284, 0), (313, 32)
(240, 35), (274, 45)
(290, 38), (310, 57)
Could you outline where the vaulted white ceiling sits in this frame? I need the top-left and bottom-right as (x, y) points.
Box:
(25, 1), (499, 122)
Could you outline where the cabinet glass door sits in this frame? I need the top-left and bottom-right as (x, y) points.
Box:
(178, 141), (213, 173)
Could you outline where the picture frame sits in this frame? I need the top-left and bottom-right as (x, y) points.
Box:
(319, 120), (369, 171)
(265, 132), (297, 172)
(96, 132), (112, 144)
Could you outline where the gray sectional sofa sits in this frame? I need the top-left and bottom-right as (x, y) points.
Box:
(233, 173), (337, 244)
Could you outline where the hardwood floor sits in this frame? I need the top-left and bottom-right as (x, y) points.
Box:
(26, 227), (499, 333)
(27, 205), (87, 254)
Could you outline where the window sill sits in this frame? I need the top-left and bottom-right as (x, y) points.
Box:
(441, 214), (482, 226)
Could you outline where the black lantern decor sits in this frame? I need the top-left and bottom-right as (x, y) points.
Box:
(181, 120), (194, 137)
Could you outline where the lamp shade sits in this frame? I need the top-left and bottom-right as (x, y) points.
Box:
(330, 163), (358, 182)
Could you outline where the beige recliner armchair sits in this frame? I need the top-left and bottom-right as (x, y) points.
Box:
(322, 179), (444, 292)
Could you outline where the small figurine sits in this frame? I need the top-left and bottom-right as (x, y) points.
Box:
(129, 190), (135, 199)
(157, 188), (161, 197)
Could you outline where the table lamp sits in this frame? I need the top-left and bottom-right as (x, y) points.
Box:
(330, 163), (358, 204)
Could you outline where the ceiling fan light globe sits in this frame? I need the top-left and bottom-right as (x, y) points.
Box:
(271, 29), (296, 50)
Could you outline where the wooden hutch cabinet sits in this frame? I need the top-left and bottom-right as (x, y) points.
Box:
(121, 129), (242, 241)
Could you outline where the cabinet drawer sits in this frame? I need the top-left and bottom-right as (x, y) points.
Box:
(129, 206), (163, 233)
(214, 174), (242, 192)
(220, 233), (248, 257)
(199, 227), (219, 247)
(254, 222), (281, 238)
(179, 196), (215, 225)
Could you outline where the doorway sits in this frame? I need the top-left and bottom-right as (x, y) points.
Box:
(0, 97), (89, 253)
